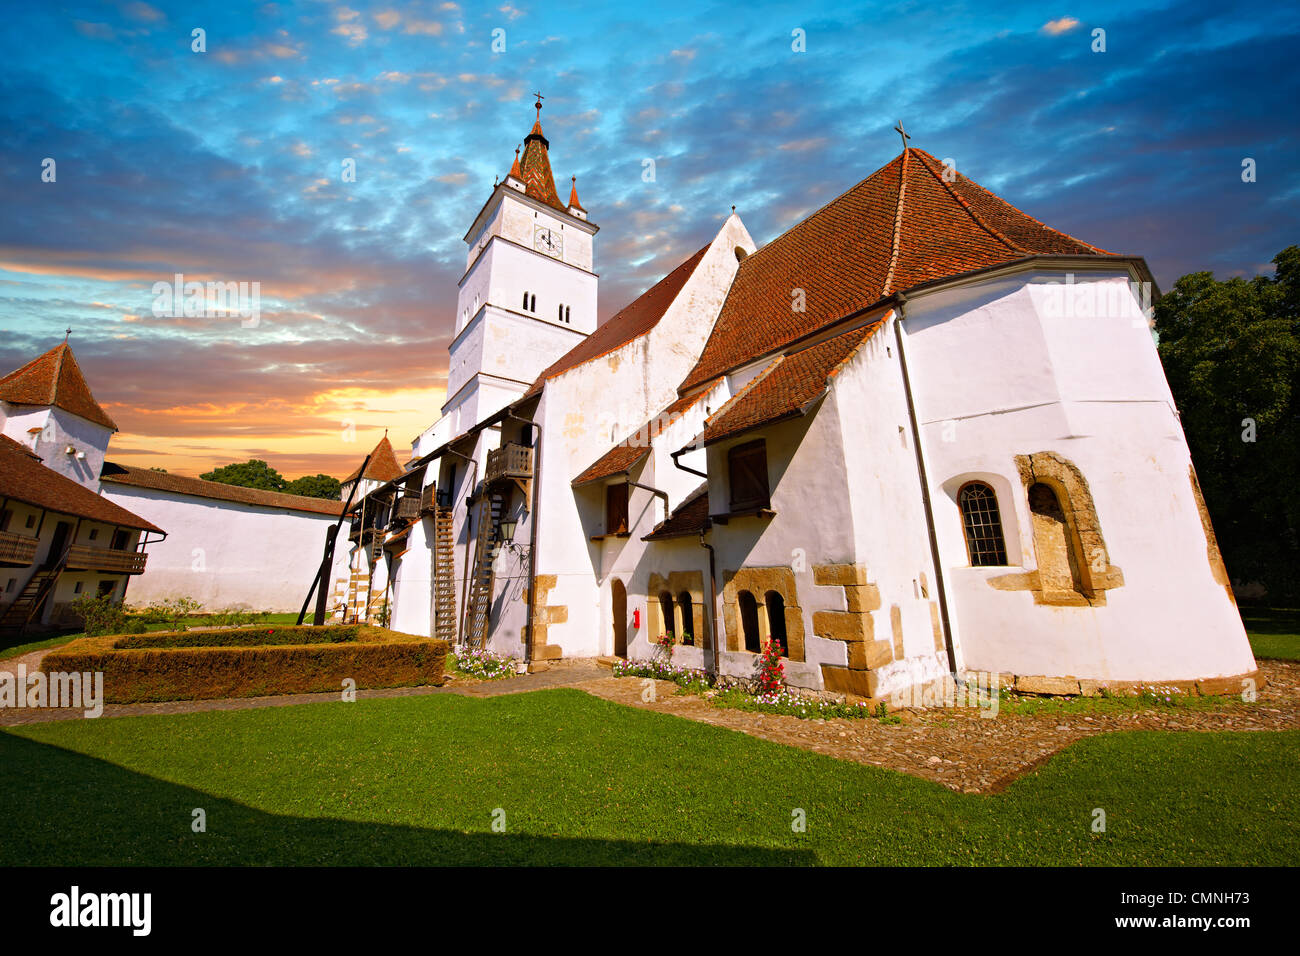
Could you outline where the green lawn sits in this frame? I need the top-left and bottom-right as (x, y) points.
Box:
(2, 689), (1295, 866)
(1242, 606), (1300, 661)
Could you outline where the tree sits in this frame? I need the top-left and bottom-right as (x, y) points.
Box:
(284, 474), (342, 500)
(200, 459), (286, 492)
(1154, 246), (1299, 599)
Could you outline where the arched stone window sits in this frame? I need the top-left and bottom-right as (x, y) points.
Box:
(958, 482), (1008, 566)
(738, 590), (761, 652)
(522, 291), (529, 310)
(1028, 482), (1085, 596)
(658, 591), (675, 641)
(530, 293), (537, 312)
(677, 591), (693, 645)
(765, 590), (787, 656)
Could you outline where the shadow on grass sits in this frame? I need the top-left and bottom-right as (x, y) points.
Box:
(0, 732), (814, 866)
(1239, 606), (1300, 636)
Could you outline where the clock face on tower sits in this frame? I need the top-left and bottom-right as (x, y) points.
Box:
(534, 225), (563, 259)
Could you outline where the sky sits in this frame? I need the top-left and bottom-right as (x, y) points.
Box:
(1, 0), (1296, 479)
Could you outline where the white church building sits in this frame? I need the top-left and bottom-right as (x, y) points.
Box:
(335, 101), (1258, 701)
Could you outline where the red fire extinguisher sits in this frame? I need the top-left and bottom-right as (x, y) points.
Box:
(632, 608), (640, 630)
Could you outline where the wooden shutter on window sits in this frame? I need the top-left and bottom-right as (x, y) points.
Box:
(606, 483), (629, 534)
(728, 440), (770, 511)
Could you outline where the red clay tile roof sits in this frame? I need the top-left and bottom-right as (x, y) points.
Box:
(572, 389), (713, 486)
(680, 147), (1107, 392)
(686, 321), (882, 448)
(343, 436), (404, 485)
(573, 443), (649, 486)
(527, 245), (710, 397)
(643, 482), (710, 540)
(0, 343), (118, 430)
(0, 436), (162, 532)
(568, 175), (585, 212)
(100, 461), (343, 517)
(517, 120), (566, 212)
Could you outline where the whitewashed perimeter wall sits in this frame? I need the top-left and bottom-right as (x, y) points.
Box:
(100, 484), (337, 612)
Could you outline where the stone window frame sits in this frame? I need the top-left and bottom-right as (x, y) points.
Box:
(647, 570), (709, 649)
(720, 566), (805, 661)
(987, 452), (1125, 606)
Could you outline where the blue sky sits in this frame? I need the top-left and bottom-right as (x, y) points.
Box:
(1, 0), (1296, 476)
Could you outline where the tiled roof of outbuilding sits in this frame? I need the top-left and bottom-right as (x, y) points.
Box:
(0, 343), (118, 430)
(0, 437), (162, 531)
(343, 436), (404, 485)
(100, 461), (344, 517)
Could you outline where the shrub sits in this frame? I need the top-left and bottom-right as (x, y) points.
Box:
(131, 596), (202, 626)
(755, 638), (785, 698)
(115, 625), (359, 649)
(71, 592), (144, 636)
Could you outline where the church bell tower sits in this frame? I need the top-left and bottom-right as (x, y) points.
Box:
(443, 96), (599, 432)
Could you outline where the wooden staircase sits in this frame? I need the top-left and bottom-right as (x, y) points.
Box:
(0, 559), (66, 639)
(432, 505), (457, 643)
(462, 493), (503, 650)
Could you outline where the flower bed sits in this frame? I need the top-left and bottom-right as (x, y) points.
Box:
(41, 625), (446, 703)
(613, 654), (899, 722)
(449, 648), (518, 680)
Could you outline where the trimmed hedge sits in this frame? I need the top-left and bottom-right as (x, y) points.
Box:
(42, 625), (447, 704)
(114, 624), (360, 649)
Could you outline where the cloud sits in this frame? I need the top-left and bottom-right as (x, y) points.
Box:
(1041, 17), (1081, 35)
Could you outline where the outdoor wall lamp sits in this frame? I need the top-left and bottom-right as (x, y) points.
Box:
(496, 515), (530, 558)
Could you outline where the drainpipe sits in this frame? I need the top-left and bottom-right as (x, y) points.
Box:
(698, 530), (720, 675)
(506, 411), (542, 668)
(893, 299), (958, 675)
(626, 480), (669, 525)
(671, 449), (721, 675)
(670, 448), (708, 480)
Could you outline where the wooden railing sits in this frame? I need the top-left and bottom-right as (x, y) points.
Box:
(394, 495), (421, 522)
(0, 530), (39, 566)
(64, 544), (148, 574)
(485, 443), (533, 482)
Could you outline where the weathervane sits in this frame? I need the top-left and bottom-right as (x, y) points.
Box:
(64, 327), (71, 342)
(533, 91), (544, 119)
(894, 120), (911, 151)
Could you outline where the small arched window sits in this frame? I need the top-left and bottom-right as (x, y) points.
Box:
(677, 591), (693, 645)
(738, 590), (760, 652)
(658, 591), (675, 641)
(1028, 482), (1085, 593)
(558, 304), (564, 322)
(959, 482), (1008, 566)
(565, 306), (571, 323)
(522, 291), (529, 310)
(764, 591), (787, 656)
(530, 294), (537, 312)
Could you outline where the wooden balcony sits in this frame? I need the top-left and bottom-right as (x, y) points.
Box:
(485, 443), (533, 483)
(0, 530), (39, 566)
(393, 495), (421, 522)
(65, 544), (148, 574)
